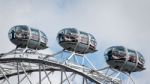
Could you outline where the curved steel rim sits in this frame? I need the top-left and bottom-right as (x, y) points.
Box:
(0, 58), (100, 84)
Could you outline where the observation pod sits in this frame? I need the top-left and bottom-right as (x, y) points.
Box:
(57, 28), (97, 54)
(8, 25), (48, 50)
(105, 46), (145, 73)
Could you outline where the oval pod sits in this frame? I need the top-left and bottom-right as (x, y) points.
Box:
(57, 28), (97, 54)
(104, 46), (145, 73)
(8, 25), (48, 50)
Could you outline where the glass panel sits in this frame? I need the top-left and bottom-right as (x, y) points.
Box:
(20, 26), (29, 39)
(80, 31), (88, 44)
(64, 28), (78, 38)
(57, 30), (65, 42)
(16, 26), (22, 32)
(128, 49), (137, 63)
(112, 46), (126, 59)
(9, 27), (16, 39)
(113, 46), (125, 51)
(91, 40), (96, 46)
(105, 48), (113, 60)
(31, 29), (39, 35)
(15, 26), (29, 39)
(89, 34), (95, 40)
(41, 31), (46, 38)
(15, 26), (23, 39)
(80, 31), (88, 37)
(69, 29), (77, 34)
(16, 25), (28, 31)
(137, 52), (145, 64)
(58, 30), (64, 34)
(31, 28), (39, 41)
(59, 29), (78, 42)
(62, 28), (78, 35)
(40, 31), (47, 43)
(89, 34), (97, 46)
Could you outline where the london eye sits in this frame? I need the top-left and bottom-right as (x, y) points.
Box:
(0, 25), (145, 84)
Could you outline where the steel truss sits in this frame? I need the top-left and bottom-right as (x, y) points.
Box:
(0, 49), (121, 84)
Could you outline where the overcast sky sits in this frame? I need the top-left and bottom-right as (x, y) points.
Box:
(0, 0), (150, 83)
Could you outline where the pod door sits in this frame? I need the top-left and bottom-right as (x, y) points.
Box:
(39, 31), (48, 49)
(78, 31), (89, 53)
(126, 49), (137, 72)
(28, 28), (40, 49)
